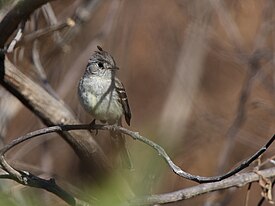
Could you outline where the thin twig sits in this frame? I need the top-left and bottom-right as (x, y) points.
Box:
(129, 167), (275, 205)
(257, 179), (275, 206)
(6, 20), (25, 53)
(209, 0), (244, 55)
(22, 18), (75, 43)
(32, 40), (60, 99)
(41, 3), (63, 43)
(245, 183), (252, 206)
(57, 0), (101, 46)
(102, 125), (274, 183)
(216, 51), (262, 174)
(1, 123), (274, 184)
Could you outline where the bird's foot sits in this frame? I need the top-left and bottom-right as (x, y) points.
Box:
(89, 119), (98, 135)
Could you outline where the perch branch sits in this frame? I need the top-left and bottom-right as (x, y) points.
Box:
(1, 123), (274, 184)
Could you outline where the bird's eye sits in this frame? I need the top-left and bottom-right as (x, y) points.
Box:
(97, 62), (104, 68)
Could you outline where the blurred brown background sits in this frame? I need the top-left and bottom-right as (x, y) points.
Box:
(1, 0), (275, 205)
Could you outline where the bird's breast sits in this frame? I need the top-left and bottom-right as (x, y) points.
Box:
(78, 76), (123, 122)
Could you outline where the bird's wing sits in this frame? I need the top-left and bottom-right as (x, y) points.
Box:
(115, 78), (131, 126)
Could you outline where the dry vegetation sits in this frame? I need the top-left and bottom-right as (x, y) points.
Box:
(0, 0), (275, 205)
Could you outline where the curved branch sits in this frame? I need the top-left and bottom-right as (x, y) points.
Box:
(1, 123), (274, 184)
(129, 167), (275, 205)
(87, 125), (275, 183)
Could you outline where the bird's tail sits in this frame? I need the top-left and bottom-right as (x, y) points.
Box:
(110, 126), (133, 170)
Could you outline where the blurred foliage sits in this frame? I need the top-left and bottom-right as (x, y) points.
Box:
(0, 191), (18, 206)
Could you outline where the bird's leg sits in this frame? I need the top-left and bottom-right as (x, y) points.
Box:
(89, 119), (98, 135)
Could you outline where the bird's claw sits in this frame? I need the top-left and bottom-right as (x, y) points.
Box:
(89, 119), (98, 135)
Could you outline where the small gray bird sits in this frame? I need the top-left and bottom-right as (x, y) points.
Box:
(78, 46), (132, 169)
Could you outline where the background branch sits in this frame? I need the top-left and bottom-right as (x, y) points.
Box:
(0, 0), (54, 48)
(129, 167), (275, 205)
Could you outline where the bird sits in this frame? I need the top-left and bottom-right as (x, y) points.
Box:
(78, 46), (132, 169)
